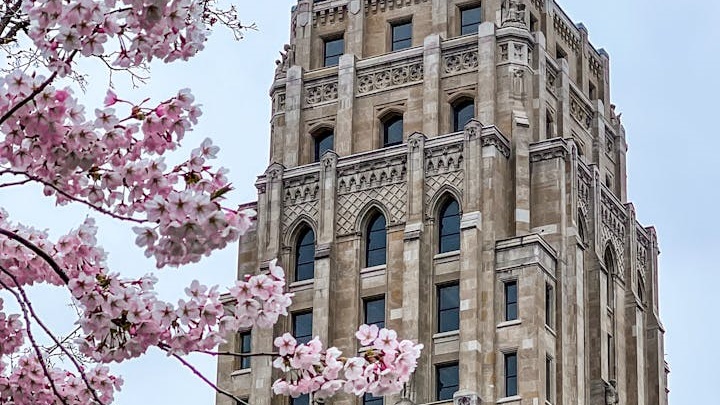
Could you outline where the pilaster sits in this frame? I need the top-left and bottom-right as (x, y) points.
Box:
(293, 0), (313, 69)
(284, 66), (304, 167)
(336, 54), (356, 156)
(431, 0), (449, 39)
(345, 0), (365, 57)
(477, 22), (497, 125)
(423, 34), (442, 137)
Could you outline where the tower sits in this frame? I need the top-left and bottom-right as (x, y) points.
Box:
(216, 1), (669, 405)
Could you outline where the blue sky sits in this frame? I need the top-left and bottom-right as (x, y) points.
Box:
(0, 0), (716, 403)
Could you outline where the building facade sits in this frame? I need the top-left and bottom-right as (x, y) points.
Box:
(216, 1), (669, 405)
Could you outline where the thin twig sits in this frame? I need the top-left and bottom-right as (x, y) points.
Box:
(0, 266), (106, 405)
(0, 269), (70, 405)
(0, 227), (70, 284)
(0, 178), (31, 188)
(159, 346), (250, 405)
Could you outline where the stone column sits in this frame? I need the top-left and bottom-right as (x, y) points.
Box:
(477, 22), (497, 125)
(345, 0), (365, 57)
(293, 0), (313, 69)
(284, 66), (304, 167)
(556, 58), (571, 138)
(534, 31), (549, 140)
(577, 24), (590, 94)
(423, 34), (442, 137)
(431, 0), (449, 38)
(336, 54), (356, 156)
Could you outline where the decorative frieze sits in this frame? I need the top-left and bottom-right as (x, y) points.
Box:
(481, 128), (511, 159)
(425, 142), (464, 217)
(442, 47), (479, 76)
(546, 63), (558, 96)
(601, 188), (627, 275)
(272, 91), (286, 114)
(529, 138), (569, 163)
(636, 226), (650, 276)
(312, 4), (346, 27)
(357, 58), (423, 95)
(553, 12), (581, 53)
(570, 90), (593, 130)
(304, 79), (338, 106)
(336, 155), (407, 235)
(577, 163), (592, 220)
(281, 172), (320, 234)
(364, 0), (428, 15)
(588, 51), (603, 80)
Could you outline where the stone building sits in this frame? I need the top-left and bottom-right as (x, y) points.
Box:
(215, 1), (669, 405)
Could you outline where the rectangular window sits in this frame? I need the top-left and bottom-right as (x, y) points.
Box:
(363, 393), (383, 405)
(545, 283), (554, 328)
(364, 296), (386, 329)
(391, 21), (412, 51)
(324, 37), (344, 67)
(608, 334), (616, 380)
(460, 6), (482, 35)
(505, 352), (518, 397)
(293, 311), (313, 345)
(546, 356), (554, 403)
(291, 395), (310, 405)
(437, 283), (460, 333)
(505, 281), (518, 321)
(238, 331), (251, 369)
(436, 363), (459, 400)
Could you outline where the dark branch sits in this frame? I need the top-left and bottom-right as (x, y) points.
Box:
(0, 227), (70, 284)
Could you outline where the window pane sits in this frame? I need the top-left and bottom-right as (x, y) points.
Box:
(364, 297), (386, 328)
(314, 131), (334, 162)
(453, 101), (475, 132)
(296, 228), (315, 281)
(363, 393), (383, 405)
(461, 7), (482, 35)
(546, 357), (553, 402)
(436, 363), (459, 400)
(545, 284), (554, 327)
(383, 117), (403, 147)
(239, 332), (251, 369)
(293, 312), (313, 345)
(392, 22), (412, 51)
(439, 200), (461, 253)
(505, 352), (518, 397)
(438, 284), (459, 333)
(291, 394), (310, 405)
(366, 215), (387, 267)
(505, 281), (518, 321)
(324, 38), (344, 67)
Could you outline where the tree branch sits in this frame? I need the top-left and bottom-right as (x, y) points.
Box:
(194, 349), (279, 358)
(0, 227), (70, 284)
(0, 178), (32, 188)
(0, 0), (23, 38)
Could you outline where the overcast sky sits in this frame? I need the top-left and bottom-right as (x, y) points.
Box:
(0, 0), (716, 404)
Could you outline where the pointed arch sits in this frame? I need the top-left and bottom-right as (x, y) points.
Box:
(357, 203), (388, 268)
(437, 196), (461, 253)
(427, 185), (463, 219)
(603, 244), (617, 310)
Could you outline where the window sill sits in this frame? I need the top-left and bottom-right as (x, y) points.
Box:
(497, 319), (522, 329)
(289, 279), (314, 292)
(433, 251), (461, 261)
(497, 395), (522, 404)
(360, 264), (387, 278)
(432, 330), (460, 340)
(230, 368), (251, 377)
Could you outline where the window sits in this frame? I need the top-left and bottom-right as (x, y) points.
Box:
(314, 129), (334, 162)
(295, 227), (315, 281)
(604, 248), (615, 309)
(438, 199), (461, 253)
(324, 37), (344, 67)
(364, 296), (386, 328)
(637, 276), (645, 304)
(607, 333), (616, 380)
(505, 281), (518, 321)
(460, 6), (482, 35)
(546, 356), (554, 403)
(391, 21), (412, 51)
(436, 363), (459, 400)
(366, 213), (387, 267)
(452, 99), (475, 132)
(363, 393), (383, 405)
(382, 115), (403, 147)
(293, 311), (313, 345)
(505, 352), (518, 397)
(556, 45), (567, 60)
(589, 82), (598, 100)
(437, 283), (460, 333)
(545, 283), (554, 328)
(291, 395), (310, 405)
(546, 112), (555, 137)
(238, 331), (251, 369)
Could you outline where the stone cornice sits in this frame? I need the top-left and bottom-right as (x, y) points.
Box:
(529, 137), (570, 163)
(480, 126), (511, 159)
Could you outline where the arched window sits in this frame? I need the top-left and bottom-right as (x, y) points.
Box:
(295, 227), (315, 281)
(365, 213), (387, 267)
(604, 247), (615, 309)
(382, 115), (403, 147)
(438, 199), (461, 253)
(314, 129), (334, 162)
(452, 99), (474, 132)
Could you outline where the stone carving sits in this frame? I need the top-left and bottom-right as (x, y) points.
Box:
(481, 131), (511, 158)
(425, 142), (464, 217)
(601, 189), (626, 276)
(577, 164), (592, 220)
(546, 64), (558, 96)
(282, 173), (320, 235)
(530, 0), (544, 11)
(499, 44), (509, 61)
(274, 44), (295, 79)
(365, 0), (428, 15)
(304, 80), (338, 105)
(502, 0), (526, 27)
(443, 48), (479, 76)
(530, 144), (568, 162)
(313, 3), (347, 27)
(570, 91), (593, 130)
(605, 133), (615, 154)
(272, 91), (286, 114)
(604, 379), (619, 405)
(357, 60), (423, 94)
(336, 156), (407, 235)
(512, 68), (525, 96)
(636, 227), (650, 275)
(553, 12), (581, 53)
(589, 51), (603, 80)
(453, 392), (480, 405)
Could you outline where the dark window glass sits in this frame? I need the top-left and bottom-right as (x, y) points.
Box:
(545, 284), (554, 327)
(391, 21), (412, 51)
(460, 6), (482, 35)
(383, 116), (403, 147)
(546, 357), (553, 402)
(295, 228), (315, 281)
(293, 311), (313, 345)
(608, 334), (615, 379)
(366, 214), (387, 267)
(453, 99), (475, 132)
(291, 395), (310, 405)
(239, 331), (251, 369)
(436, 363), (459, 400)
(439, 199), (461, 253)
(505, 352), (518, 397)
(324, 37), (344, 67)
(437, 283), (460, 333)
(364, 296), (386, 328)
(314, 130), (334, 162)
(505, 281), (518, 321)
(363, 393), (383, 405)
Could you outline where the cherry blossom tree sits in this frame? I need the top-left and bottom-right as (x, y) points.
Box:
(0, 0), (423, 403)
